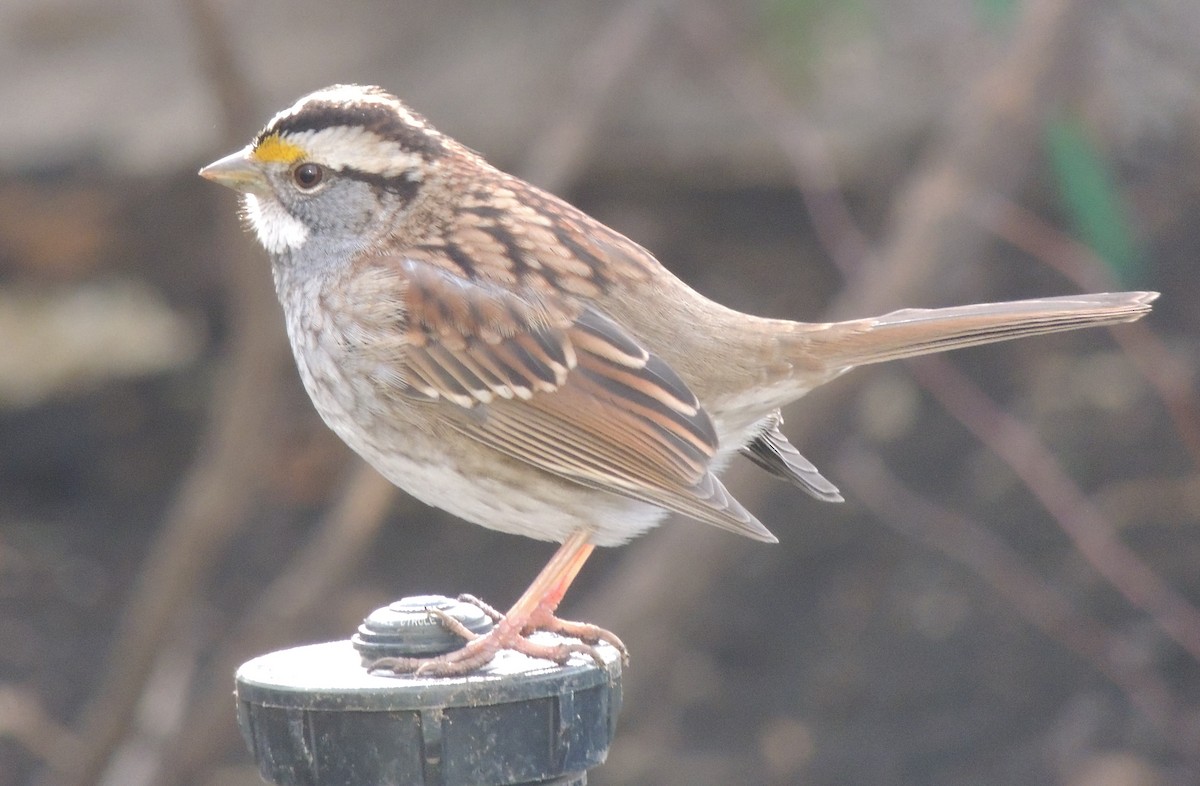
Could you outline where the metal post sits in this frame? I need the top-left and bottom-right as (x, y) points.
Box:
(235, 595), (623, 785)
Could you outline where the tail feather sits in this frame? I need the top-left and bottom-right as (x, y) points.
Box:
(801, 291), (1157, 370)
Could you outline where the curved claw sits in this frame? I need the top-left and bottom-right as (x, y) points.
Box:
(426, 607), (484, 642)
(457, 593), (505, 623)
(531, 615), (628, 665)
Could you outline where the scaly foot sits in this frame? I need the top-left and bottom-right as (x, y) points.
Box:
(369, 601), (624, 676)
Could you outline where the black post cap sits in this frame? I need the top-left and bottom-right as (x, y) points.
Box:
(236, 595), (623, 785)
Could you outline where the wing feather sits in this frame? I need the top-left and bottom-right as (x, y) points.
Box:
(379, 256), (775, 542)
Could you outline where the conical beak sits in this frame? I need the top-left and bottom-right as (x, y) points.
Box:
(199, 147), (269, 195)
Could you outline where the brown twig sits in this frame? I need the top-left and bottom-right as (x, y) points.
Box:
(57, 224), (286, 785)
(832, 445), (1198, 757)
(908, 354), (1200, 664)
(53, 1), (287, 784)
(162, 467), (398, 781)
(0, 685), (82, 768)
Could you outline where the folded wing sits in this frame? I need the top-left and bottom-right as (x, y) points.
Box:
(384, 256), (777, 542)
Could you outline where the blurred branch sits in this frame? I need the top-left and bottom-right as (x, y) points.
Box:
(1093, 474), (1200, 530)
(164, 467), (398, 782)
(673, 3), (874, 277)
(0, 685), (81, 768)
(832, 445), (1199, 758)
(518, 0), (679, 189)
(182, 0), (258, 134)
(974, 195), (1200, 465)
(908, 354), (1200, 665)
(834, 0), (1088, 318)
(55, 1), (289, 784)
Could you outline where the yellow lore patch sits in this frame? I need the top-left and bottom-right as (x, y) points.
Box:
(253, 134), (306, 164)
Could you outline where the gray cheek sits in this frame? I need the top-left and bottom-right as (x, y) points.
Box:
(318, 180), (379, 235)
(270, 184), (370, 274)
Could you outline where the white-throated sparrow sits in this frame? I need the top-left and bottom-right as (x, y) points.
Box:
(201, 85), (1157, 675)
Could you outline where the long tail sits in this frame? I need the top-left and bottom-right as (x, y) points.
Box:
(800, 291), (1157, 370)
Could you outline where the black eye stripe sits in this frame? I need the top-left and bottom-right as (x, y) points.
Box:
(337, 167), (421, 201)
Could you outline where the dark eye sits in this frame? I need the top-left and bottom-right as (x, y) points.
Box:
(292, 162), (324, 190)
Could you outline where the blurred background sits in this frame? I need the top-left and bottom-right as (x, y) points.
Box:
(1, 1), (1198, 784)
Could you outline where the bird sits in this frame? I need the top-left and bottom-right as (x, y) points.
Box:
(199, 84), (1157, 675)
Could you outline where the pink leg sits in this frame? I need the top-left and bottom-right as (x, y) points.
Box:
(371, 530), (627, 676)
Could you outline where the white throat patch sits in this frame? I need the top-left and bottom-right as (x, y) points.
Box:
(243, 193), (309, 254)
